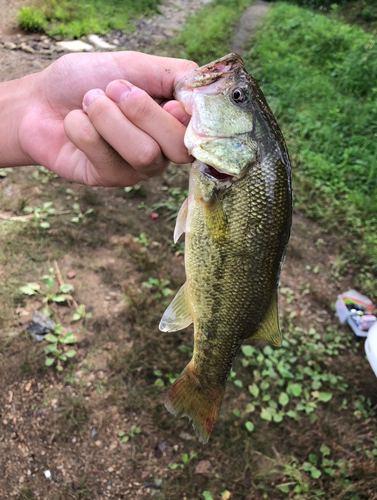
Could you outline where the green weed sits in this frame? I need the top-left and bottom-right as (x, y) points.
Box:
(71, 304), (92, 324)
(18, 0), (162, 38)
(19, 268), (74, 313)
(70, 203), (94, 224)
(142, 277), (172, 299)
(246, 3), (377, 294)
(236, 325), (349, 427)
(44, 324), (78, 372)
(118, 425), (142, 443)
(171, 0), (251, 66)
(23, 201), (57, 229)
(18, 6), (47, 32)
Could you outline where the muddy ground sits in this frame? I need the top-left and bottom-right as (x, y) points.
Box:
(1, 1), (377, 500)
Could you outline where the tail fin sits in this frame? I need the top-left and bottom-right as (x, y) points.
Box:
(164, 362), (225, 444)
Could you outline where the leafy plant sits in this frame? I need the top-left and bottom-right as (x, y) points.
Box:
(168, 451), (198, 470)
(142, 277), (172, 299)
(70, 203), (94, 224)
(153, 369), (179, 387)
(19, 269), (74, 314)
(71, 304), (92, 323)
(134, 232), (149, 248)
(23, 201), (56, 229)
(44, 324), (78, 372)
(237, 325), (348, 428)
(118, 425), (142, 443)
(152, 187), (188, 220)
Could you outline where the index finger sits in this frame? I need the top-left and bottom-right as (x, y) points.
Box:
(111, 52), (198, 99)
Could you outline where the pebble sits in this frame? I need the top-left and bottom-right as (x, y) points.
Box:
(56, 40), (94, 52)
(44, 470), (51, 479)
(87, 34), (116, 50)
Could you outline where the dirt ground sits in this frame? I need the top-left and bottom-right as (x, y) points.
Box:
(1, 2), (377, 500)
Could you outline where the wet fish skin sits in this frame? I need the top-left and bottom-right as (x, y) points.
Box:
(160, 53), (292, 444)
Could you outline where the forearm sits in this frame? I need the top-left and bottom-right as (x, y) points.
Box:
(0, 74), (40, 168)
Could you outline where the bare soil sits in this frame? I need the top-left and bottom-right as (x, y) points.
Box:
(1, 2), (377, 500)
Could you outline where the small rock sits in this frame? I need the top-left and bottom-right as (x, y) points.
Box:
(87, 34), (116, 50)
(20, 43), (35, 54)
(3, 41), (17, 50)
(95, 440), (102, 447)
(44, 470), (51, 479)
(91, 429), (98, 438)
(16, 307), (30, 317)
(195, 460), (212, 474)
(67, 271), (76, 279)
(179, 431), (194, 440)
(56, 40), (94, 52)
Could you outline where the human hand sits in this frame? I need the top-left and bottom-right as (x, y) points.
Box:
(15, 52), (196, 186)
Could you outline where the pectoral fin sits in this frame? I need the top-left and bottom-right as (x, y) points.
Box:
(174, 198), (188, 243)
(249, 292), (282, 347)
(159, 282), (193, 332)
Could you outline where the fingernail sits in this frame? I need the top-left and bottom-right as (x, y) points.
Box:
(106, 80), (132, 103)
(82, 88), (105, 112)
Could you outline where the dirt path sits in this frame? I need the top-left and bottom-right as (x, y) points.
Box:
(0, 0), (30, 36)
(231, 0), (269, 56)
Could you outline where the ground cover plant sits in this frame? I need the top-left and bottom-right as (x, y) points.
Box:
(18, 0), (162, 38)
(244, 3), (377, 295)
(172, 0), (251, 65)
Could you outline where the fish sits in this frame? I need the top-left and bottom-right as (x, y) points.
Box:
(159, 53), (292, 444)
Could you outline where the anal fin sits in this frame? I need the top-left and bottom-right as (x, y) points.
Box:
(249, 291), (282, 347)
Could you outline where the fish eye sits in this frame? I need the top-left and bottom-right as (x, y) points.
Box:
(231, 87), (247, 104)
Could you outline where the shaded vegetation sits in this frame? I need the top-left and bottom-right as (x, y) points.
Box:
(172, 0), (251, 65)
(245, 3), (377, 293)
(18, 0), (162, 38)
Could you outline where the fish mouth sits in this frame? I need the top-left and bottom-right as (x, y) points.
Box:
(199, 162), (234, 183)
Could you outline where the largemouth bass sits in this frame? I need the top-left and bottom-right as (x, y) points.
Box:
(159, 53), (292, 444)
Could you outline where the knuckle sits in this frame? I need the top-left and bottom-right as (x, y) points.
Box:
(127, 89), (153, 123)
(79, 119), (100, 147)
(133, 141), (160, 170)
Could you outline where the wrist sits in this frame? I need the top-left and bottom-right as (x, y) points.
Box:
(0, 72), (41, 168)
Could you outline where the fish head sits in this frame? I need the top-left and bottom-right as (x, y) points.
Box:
(175, 53), (258, 181)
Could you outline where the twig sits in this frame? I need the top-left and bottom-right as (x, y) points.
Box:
(0, 210), (71, 221)
(54, 260), (78, 308)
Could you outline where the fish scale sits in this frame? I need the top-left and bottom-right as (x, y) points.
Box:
(159, 53), (292, 443)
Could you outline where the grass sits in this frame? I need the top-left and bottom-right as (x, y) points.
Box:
(18, 0), (162, 38)
(171, 0), (252, 65)
(243, 3), (377, 295)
